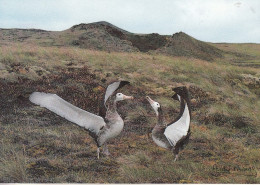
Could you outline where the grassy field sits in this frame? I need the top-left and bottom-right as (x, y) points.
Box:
(0, 42), (259, 183)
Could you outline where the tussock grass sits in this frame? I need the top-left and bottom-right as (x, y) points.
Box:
(0, 42), (259, 183)
(0, 142), (28, 182)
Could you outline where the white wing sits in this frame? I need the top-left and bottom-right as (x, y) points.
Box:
(104, 81), (121, 105)
(29, 92), (106, 134)
(104, 81), (130, 106)
(164, 103), (190, 146)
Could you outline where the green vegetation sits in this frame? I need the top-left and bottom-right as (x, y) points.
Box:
(0, 40), (259, 183)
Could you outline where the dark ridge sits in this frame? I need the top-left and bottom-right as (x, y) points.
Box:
(70, 21), (130, 35)
(0, 21), (225, 60)
(67, 22), (137, 52)
(70, 22), (168, 52)
(157, 31), (223, 60)
(126, 33), (168, 52)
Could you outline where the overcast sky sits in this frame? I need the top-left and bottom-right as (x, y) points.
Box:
(0, 0), (259, 43)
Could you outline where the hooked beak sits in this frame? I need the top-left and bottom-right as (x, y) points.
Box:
(146, 96), (155, 105)
(123, 95), (134, 100)
(146, 96), (159, 116)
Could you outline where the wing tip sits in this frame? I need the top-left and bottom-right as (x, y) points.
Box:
(29, 92), (41, 105)
(29, 92), (53, 105)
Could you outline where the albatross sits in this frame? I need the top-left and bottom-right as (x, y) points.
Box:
(29, 81), (133, 159)
(146, 86), (191, 161)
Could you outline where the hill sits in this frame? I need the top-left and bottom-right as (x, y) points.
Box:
(0, 21), (223, 60)
(0, 22), (259, 183)
(157, 32), (223, 61)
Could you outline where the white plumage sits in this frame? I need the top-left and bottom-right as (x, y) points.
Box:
(29, 80), (133, 159)
(29, 92), (105, 135)
(146, 86), (191, 161)
(152, 135), (169, 149)
(164, 103), (190, 146)
(104, 82), (120, 105)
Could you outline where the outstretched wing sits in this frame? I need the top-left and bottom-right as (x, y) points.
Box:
(164, 102), (190, 146)
(30, 92), (105, 135)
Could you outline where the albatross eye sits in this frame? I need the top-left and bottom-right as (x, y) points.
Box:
(154, 102), (160, 107)
(117, 93), (123, 97)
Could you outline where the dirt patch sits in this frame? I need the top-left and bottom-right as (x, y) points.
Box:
(26, 143), (71, 157)
(127, 33), (167, 52)
(27, 159), (63, 178)
(199, 113), (253, 130)
(241, 74), (260, 90)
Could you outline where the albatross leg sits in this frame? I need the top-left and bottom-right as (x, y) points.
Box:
(97, 147), (100, 159)
(102, 143), (111, 156)
(174, 154), (179, 162)
(172, 147), (179, 162)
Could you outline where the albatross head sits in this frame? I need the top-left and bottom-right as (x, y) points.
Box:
(146, 96), (160, 116)
(172, 86), (189, 101)
(115, 93), (134, 101)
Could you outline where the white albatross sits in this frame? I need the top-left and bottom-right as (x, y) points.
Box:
(146, 86), (191, 161)
(29, 81), (133, 159)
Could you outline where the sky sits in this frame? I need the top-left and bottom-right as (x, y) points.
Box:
(0, 0), (259, 43)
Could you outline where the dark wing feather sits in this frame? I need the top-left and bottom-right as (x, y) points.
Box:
(99, 81), (130, 118)
(173, 130), (191, 154)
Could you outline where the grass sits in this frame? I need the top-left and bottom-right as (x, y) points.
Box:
(0, 42), (259, 183)
(0, 142), (28, 182)
(212, 43), (260, 67)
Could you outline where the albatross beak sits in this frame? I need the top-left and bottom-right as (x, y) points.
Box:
(146, 96), (159, 116)
(123, 95), (134, 100)
(146, 96), (155, 105)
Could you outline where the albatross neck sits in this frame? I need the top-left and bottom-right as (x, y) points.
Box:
(106, 97), (119, 113)
(156, 107), (165, 127)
